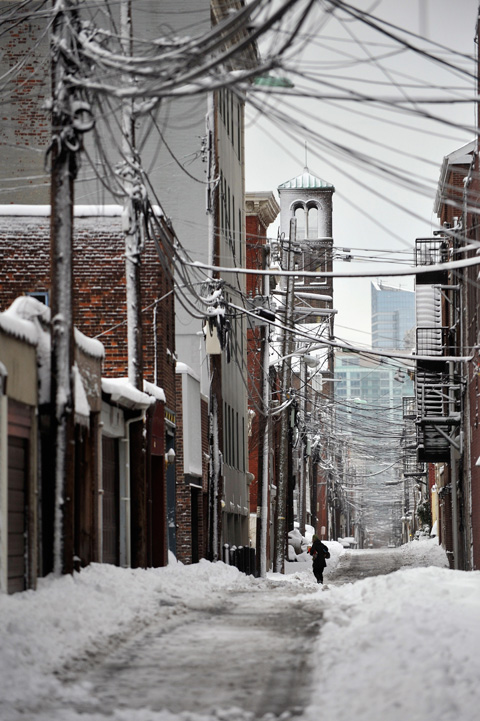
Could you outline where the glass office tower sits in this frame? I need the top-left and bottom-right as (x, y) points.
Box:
(371, 281), (415, 351)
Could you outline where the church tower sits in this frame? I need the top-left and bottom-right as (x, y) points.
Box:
(277, 167), (335, 326)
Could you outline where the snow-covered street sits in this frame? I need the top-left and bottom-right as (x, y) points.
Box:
(1, 539), (479, 721)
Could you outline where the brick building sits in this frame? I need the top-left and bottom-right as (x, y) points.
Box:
(433, 139), (480, 569)
(0, 206), (178, 573)
(245, 191), (280, 571)
(0, 0), (262, 578)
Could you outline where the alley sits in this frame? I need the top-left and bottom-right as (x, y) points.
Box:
(43, 575), (320, 719)
(325, 547), (406, 585)
(3, 539), (480, 721)
(30, 548), (411, 720)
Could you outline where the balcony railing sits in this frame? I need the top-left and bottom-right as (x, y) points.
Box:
(404, 451), (426, 477)
(415, 238), (449, 266)
(402, 396), (416, 419)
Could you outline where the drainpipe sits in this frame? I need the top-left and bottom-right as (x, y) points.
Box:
(258, 246), (270, 578)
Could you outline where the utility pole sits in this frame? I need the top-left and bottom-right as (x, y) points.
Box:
(49, 0), (81, 576)
(256, 245), (271, 577)
(120, 0), (147, 568)
(298, 356), (307, 537)
(273, 218), (296, 573)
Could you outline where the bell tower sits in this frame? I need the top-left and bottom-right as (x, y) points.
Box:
(277, 167), (335, 325)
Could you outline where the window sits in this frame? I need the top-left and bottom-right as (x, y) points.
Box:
(238, 208), (242, 266)
(27, 291), (49, 306)
(226, 89), (230, 131)
(237, 104), (241, 162)
(294, 205), (305, 240)
(220, 172), (224, 233)
(242, 418), (245, 472)
(307, 206), (318, 239)
(236, 411), (239, 469)
(232, 194), (236, 259)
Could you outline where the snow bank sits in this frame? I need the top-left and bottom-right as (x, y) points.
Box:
(304, 539), (480, 721)
(2, 541), (478, 721)
(0, 561), (255, 717)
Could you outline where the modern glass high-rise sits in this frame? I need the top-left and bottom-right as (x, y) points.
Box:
(371, 281), (415, 351)
(333, 281), (415, 545)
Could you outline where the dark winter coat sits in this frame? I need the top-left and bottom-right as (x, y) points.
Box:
(309, 538), (330, 569)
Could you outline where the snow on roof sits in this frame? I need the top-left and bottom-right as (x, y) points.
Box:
(176, 361), (200, 382)
(0, 295), (49, 346)
(143, 379), (166, 403)
(278, 167), (334, 191)
(0, 204), (165, 218)
(0, 205), (122, 217)
(1, 297), (104, 360)
(102, 377), (154, 410)
(0, 309), (38, 346)
(74, 328), (104, 360)
(73, 363), (91, 427)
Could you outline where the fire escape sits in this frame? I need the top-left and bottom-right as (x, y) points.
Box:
(414, 236), (462, 463)
(401, 395), (426, 540)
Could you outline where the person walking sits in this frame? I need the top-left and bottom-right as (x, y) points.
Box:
(309, 534), (330, 584)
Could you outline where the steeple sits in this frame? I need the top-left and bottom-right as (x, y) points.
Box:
(278, 167), (335, 193)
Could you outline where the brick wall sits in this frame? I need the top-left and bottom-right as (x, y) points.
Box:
(174, 373), (209, 564)
(0, 10), (51, 203)
(174, 372), (190, 562)
(0, 216), (176, 411)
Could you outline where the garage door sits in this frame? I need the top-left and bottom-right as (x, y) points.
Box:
(8, 436), (27, 594)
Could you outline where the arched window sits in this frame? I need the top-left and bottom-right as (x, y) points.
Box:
(294, 204), (306, 240)
(307, 205), (318, 239)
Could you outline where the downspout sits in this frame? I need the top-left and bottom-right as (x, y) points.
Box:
(260, 248), (270, 577)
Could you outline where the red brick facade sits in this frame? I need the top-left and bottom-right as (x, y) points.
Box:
(0, 213), (179, 569)
(0, 11), (50, 203)
(245, 193), (279, 570)
(0, 216), (176, 404)
(174, 375), (209, 564)
(436, 151), (480, 569)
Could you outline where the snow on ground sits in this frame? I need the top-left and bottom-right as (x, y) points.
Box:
(1, 539), (479, 721)
(304, 538), (480, 721)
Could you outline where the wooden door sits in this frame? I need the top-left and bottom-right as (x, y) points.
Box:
(102, 436), (119, 565)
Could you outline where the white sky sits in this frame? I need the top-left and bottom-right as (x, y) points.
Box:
(245, 0), (479, 347)
(1, 539), (479, 720)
